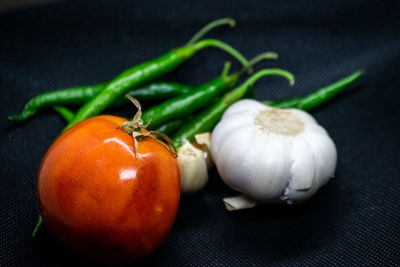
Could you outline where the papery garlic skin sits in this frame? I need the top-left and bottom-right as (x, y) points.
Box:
(210, 99), (337, 204)
(194, 133), (214, 169)
(178, 141), (209, 195)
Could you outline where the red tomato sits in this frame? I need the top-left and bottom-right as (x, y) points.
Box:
(38, 115), (180, 263)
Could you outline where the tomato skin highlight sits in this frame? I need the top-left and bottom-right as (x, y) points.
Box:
(38, 115), (180, 263)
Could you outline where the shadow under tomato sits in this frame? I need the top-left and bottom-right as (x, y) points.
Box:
(32, 227), (96, 266)
(33, 227), (155, 266)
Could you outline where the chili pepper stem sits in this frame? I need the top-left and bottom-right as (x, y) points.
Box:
(248, 52), (278, 65)
(187, 18), (235, 45)
(192, 39), (249, 68)
(243, 52), (279, 74)
(223, 69), (294, 105)
(220, 52), (281, 85)
(220, 52), (280, 80)
(221, 62), (232, 77)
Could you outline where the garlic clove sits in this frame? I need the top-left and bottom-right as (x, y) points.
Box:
(218, 129), (264, 195)
(253, 134), (291, 202)
(222, 99), (265, 119)
(194, 133), (213, 169)
(282, 137), (316, 204)
(178, 141), (209, 195)
(301, 129), (337, 188)
(289, 138), (315, 191)
(210, 115), (253, 159)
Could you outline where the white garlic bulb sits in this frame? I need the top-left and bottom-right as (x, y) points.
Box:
(210, 99), (337, 207)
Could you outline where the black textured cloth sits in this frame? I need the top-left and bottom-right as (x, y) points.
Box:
(1, 0), (400, 266)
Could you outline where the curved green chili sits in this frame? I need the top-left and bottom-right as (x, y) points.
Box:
(43, 61), (236, 126)
(9, 83), (106, 122)
(13, 18), (234, 123)
(172, 69), (294, 148)
(264, 70), (363, 110)
(172, 70), (363, 148)
(9, 82), (194, 122)
(64, 39), (249, 130)
(142, 74), (240, 129)
(53, 83), (250, 127)
(141, 52), (278, 129)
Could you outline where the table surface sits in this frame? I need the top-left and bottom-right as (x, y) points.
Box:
(1, 0), (399, 266)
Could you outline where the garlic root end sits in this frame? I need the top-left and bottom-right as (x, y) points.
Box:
(223, 195), (257, 211)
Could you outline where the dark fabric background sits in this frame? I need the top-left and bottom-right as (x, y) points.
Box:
(1, 0), (400, 266)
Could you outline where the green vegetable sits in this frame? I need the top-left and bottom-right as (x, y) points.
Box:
(52, 106), (75, 123)
(173, 70), (363, 148)
(172, 69), (294, 148)
(140, 52), (278, 129)
(9, 82), (194, 122)
(44, 54), (274, 127)
(12, 18), (236, 123)
(9, 83), (105, 122)
(153, 120), (186, 136)
(124, 83), (193, 103)
(142, 74), (239, 129)
(64, 39), (249, 130)
(264, 70), (364, 110)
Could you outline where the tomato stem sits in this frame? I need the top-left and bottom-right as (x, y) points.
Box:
(120, 96), (177, 155)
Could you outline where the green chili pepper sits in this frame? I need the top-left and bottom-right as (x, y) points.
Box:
(47, 52), (275, 128)
(154, 120), (186, 136)
(9, 82), (194, 122)
(63, 39), (250, 130)
(52, 106), (75, 123)
(9, 83), (106, 122)
(49, 63), (236, 125)
(172, 69), (294, 148)
(125, 83), (193, 103)
(131, 59), (262, 136)
(151, 85), (255, 137)
(264, 70), (363, 110)
(172, 70), (363, 148)
(13, 18), (235, 124)
(142, 75), (239, 129)
(141, 52), (278, 129)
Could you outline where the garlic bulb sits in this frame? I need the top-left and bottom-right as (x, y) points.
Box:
(178, 140), (209, 194)
(210, 99), (337, 207)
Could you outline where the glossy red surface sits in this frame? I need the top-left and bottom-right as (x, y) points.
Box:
(38, 115), (180, 263)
